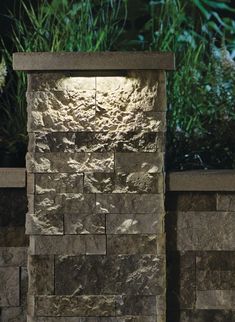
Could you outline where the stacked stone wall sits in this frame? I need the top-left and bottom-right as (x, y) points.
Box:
(26, 71), (167, 321)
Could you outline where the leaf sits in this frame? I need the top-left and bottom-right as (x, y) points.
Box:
(193, 0), (211, 19)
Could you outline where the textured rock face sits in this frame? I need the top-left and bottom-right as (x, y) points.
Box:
(26, 71), (166, 321)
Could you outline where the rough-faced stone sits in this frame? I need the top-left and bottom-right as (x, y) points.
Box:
(167, 211), (235, 251)
(75, 132), (164, 153)
(0, 247), (27, 266)
(20, 266), (28, 306)
(64, 213), (105, 234)
(96, 194), (164, 214)
(32, 193), (96, 215)
(35, 173), (83, 194)
(107, 235), (159, 255)
(106, 213), (163, 234)
(55, 255), (164, 295)
(29, 132), (76, 153)
(196, 251), (235, 270)
(196, 270), (235, 290)
(196, 290), (235, 309)
(28, 74), (96, 91)
(27, 91), (96, 132)
(26, 212), (63, 235)
(116, 295), (157, 316)
(28, 255), (54, 294)
(34, 295), (116, 316)
(26, 152), (114, 173)
(84, 173), (115, 193)
(115, 153), (163, 173)
(29, 235), (106, 255)
(0, 267), (19, 306)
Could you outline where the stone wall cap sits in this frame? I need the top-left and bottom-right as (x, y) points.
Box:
(13, 51), (175, 71)
(167, 170), (235, 191)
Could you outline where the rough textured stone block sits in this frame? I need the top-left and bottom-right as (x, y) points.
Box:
(29, 235), (106, 255)
(217, 193), (235, 211)
(196, 290), (235, 309)
(167, 211), (235, 251)
(28, 73), (96, 91)
(0, 247), (27, 266)
(64, 213), (105, 234)
(116, 295), (157, 316)
(1, 307), (26, 322)
(107, 235), (159, 255)
(26, 212), (63, 235)
(20, 266), (28, 306)
(28, 255), (54, 294)
(106, 213), (163, 234)
(35, 173), (83, 194)
(27, 91), (96, 132)
(96, 194), (164, 214)
(196, 270), (235, 291)
(84, 173), (115, 193)
(26, 152), (114, 173)
(34, 295), (116, 317)
(55, 255), (164, 295)
(0, 267), (19, 306)
(115, 153), (163, 173)
(166, 192), (216, 211)
(75, 131), (164, 153)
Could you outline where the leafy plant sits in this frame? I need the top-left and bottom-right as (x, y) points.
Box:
(0, 0), (127, 166)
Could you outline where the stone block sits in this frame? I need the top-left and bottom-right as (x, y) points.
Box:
(55, 255), (164, 295)
(0, 267), (19, 306)
(34, 295), (116, 317)
(167, 251), (196, 309)
(26, 152), (114, 173)
(107, 235), (159, 255)
(20, 266), (28, 306)
(34, 318), (157, 322)
(30, 132), (76, 153)
(165, 192), (216, 211)
(1, 307), (26, 322)
(196, 290), (235, 309)
(96, 194), (164, 214)
(179, 309), (235, 322)
(217, 193), (235, 211)
(0, 247), (27, 266)
(31, 193), (95, 215)
(27, 90), (96, 132)
(26, 212), (63, 235)
(196, 269), (235, 290)
(116, 295), (157, 316)
(0, 227), (28, 247)
(115, 153), (163, 173)
(29, 235), (106, 255)
(196, 251), (235, 270)
(167, 211), (235, 251)
(28, 73), (96, 91)
(84, 173), (115, 193)
(27, 173), (35, 194)
(106, 213), (163, 234)
(35, 173), (83, 194)
(28, 255), (54, 294)
(64, 213), (105, 234)
(75, 131), (164, 153)
(0, 188), (27, 227)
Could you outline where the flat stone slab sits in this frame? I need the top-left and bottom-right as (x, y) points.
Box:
(13, 52), (175, 71)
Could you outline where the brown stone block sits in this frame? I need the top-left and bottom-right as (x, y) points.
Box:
(28, 255), (54, 295)
(0, 267), (20, 306)
(0, 247), (27, 266)
(196, 290), (235, 309)
(217, 193), (235, 211)
(0, 227), (29, 247)
(64, 213), (105, 235)
(116, 295), (157, 316)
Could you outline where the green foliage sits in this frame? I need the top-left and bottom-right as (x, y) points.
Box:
(0, 0), (126, 166)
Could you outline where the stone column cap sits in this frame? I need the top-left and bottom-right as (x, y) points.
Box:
(13, 51), (175, 71)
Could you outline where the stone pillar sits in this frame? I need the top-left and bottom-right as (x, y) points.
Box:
(13, 52), (175, 322)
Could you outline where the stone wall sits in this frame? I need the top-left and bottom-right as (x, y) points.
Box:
(25, 70), (167, 321)
(0, 186), (28, 321)
(166, 187), (235, 321)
